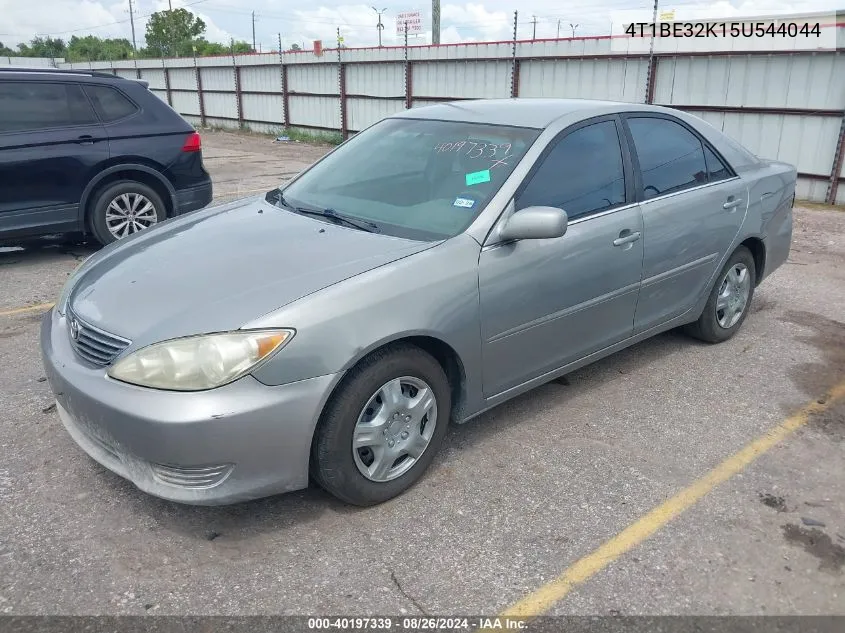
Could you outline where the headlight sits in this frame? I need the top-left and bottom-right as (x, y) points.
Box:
(56, 255), (95, 316)
(107, 329), (294, 391)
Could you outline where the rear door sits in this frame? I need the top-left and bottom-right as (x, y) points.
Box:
(622, 114), (747, 333)
(0, 80), (109, 236)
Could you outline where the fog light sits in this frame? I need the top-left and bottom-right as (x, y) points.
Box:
(151, 463), (234, 489)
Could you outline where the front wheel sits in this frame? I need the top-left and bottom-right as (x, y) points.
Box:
(89, 180), (166, 245)
(685, 246), (756, 343)
(310, 344), (451, 506)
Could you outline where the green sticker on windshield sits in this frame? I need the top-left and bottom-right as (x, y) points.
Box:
(465, 169), (491, 186)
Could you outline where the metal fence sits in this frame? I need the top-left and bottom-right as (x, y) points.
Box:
(34, 27), (845, 204)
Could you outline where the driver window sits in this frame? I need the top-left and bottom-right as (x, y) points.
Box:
(515, 120), (626, 220)
(627, 116), (708, 200)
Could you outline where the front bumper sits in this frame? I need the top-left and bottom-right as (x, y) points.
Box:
(40, 308), (338, 505)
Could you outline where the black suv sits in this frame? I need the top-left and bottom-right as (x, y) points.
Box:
(0, 68), (212, 245)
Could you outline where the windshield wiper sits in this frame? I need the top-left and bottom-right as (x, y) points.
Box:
(292, 206), (381, 233)
(266, 189), (380, 233)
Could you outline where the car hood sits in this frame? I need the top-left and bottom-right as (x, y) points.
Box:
(68, 196), (436, 346)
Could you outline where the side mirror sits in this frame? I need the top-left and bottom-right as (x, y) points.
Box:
(498, 206), (568, 242)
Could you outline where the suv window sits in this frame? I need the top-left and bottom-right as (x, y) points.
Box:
(703, 145), (732, 182)
(84, 84), (138, 122)
(627, 117), (708, 199)
(0, 82), (97, 133)
(516, 120), (626, 219)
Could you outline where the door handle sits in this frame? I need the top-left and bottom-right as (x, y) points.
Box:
(76, 135), (95, 145)
(613, 231), (641, 247)
(723, 198), (743, 210)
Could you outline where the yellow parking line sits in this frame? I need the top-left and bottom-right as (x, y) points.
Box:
(0, 302), (55, 317)
(500, 378), (845, 617)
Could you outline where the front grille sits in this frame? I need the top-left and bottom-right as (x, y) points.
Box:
(151, 463), (234, 489)
(67, 308), (131, 366)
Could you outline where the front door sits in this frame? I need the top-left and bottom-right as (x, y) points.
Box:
(478, 117), (644, 398)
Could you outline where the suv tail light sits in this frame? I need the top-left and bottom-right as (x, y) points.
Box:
(182, 132), (202, 152)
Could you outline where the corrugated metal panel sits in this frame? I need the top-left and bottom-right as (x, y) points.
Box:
(168, 68), (196, 91)
(410, 99), (445, 108)
(235, 53), (279, 66)
(240, 65), (282, 92)
(795, 177), (829, 203)
(519, 58), (647, 102)
(181, 114), (202, 127)
(200, 67), (234, 92)
(139, 68), (166, 90)
(149, 89), (167, 103)
(655, 53), (845, 109)
(115, 69), (137, 79)
(202, 116), (237, 130)
(688, 110), (841, 176)
(288, 64), (337, 94)
(163, 58), (194, 69)
(203, 91), (238, 119)
(1, 56), (58, 67)
(516, 38), (616, 58)
(347, 97), (405, 131)
(836, 183), (845, 205)
(412, 60), (510, 98)
(171, 90), (200, 116)
(347, 63), (404, 96)
(288, 95), (339, 129)
(241, 93), (284, 124)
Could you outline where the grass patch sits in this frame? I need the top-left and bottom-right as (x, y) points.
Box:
(795, 199), (845, 213)
(272, 127), (343, 145)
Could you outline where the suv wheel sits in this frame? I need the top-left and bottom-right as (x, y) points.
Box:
(90, 180), (166, 245)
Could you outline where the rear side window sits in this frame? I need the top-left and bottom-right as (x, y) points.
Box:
(703, 145), (732, 182)
(627, 117), (708, 199)
(84, 84), (138, 122)
(0, 82), (97, 132)
(516, 120), (626, 220)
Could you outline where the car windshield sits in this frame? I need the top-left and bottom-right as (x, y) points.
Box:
(274, 117), (541, 241)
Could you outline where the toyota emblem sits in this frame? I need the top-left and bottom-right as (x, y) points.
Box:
(70, 319), (80, 341)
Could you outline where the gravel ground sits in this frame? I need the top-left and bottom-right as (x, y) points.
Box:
(0, 130), (843, 617)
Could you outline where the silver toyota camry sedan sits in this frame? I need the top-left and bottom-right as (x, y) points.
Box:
(41, 99), (795, 506)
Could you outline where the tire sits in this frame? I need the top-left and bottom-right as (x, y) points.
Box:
(311, 344), (451, 506)
(685, 246), (756, 343)
(89, 180), (166, 245)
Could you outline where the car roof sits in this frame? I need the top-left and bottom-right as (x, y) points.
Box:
(393, 98), (698, 129)
(0, 67), (131, 81)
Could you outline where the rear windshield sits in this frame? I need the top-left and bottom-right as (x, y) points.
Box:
(279, 117), (540, 241)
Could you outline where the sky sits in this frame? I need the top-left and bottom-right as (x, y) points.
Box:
(0, 0), (841, 52)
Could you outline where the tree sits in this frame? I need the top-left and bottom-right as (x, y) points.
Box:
(0, 41), (15, 56)
(289, 43), (301, 51)
(191, 38), (253, 56)
(144, 8), (205, 57)
(16, 36), (66, 58)
(66, 35), (133, 62)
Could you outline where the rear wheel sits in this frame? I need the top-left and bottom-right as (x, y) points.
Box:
(685, 246), (756, 343)
(89, 180), (166, 245)
(311, 344), (451, 506)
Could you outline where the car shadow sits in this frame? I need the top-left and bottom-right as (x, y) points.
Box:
(0, 235), (97, 266)
(104, 328), (698, 542)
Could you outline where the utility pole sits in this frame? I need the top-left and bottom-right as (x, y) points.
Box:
(432, 0), (440, 45)
(531, 15), (538, 40)
(372, 7), (386, 47)
(556, 19), (561, 39)
(570, 23), (579, 38)
(251, 11), (256, 51)
(128, 0), (137, 53)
